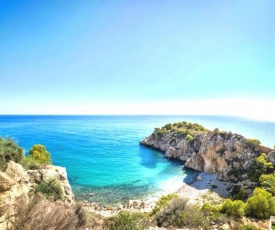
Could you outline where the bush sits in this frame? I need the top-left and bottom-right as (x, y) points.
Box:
(164, 123), (173, 130)
(246, 138), (261, 146)
(220, 199), (245, 217)
(213, 128), (220, 133)
(34, 179), (63, 201)
(20, 157), (42, 170)
(185, 134), (194, 142)
(153, 122), (209, 140)
(104, 211), (149, 230)
(201, 203), (220, 221)
(227, 168), (241, 177)
(151, 193), (179, 215)
(154, 197), (187, 227)
(234, 188), (248, 201)
(0, 137), (24, 169)
(248, 153), (274, 182)
(9, 194), (92, 230)
(28, 144), (52, 165)
(245, 187), (275, 219)
(259, 173), (275, 195)
(154, 198), (210, 229)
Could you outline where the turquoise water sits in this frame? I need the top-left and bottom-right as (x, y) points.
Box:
(0, 115), (275, 204)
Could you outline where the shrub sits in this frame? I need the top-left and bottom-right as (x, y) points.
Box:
(214, 128), (220, 134)
(246, 138), (261, 146)
(227, 168), (240, 177)
(20, 157), (42, 170)
(234, 188), (248, 201)
(259, 173), (275, 195)
(220, 199), (245, 217)
(176, 130), (189, 138)
(164, 123), (173, 130)
(248, 153), (274, 182)
(229, 185), (248, 200)
(0, 137), (24, 169)
(171, 126), (177, 132)
(154, 122), (209, 140)
(154, 128), (160, 133)
(28, 144), (52, 165)
(154, 197), (187, 227)
(245, 187), (275, 219)
(9, 194), (92, 230)
(154, 198), (210, 229)
(104, 211), (149, 230)
(201, 203), (220, 221)
(34, 179), (63, 201)
(151, 193), (179, 215)
(185, 134), (194, 142)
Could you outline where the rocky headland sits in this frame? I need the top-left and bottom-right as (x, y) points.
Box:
(140, 122), (273, 194)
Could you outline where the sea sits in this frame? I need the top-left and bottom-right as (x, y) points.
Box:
(0, 115), (275, 204)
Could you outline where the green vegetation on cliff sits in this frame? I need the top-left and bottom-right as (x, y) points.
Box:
(260, 173), (275, 195)
(220, 199), (246, 217)
(203, 186), (275, 220)
(248, 153), (274, 182)
(0, 137), (24, 169)
(0, 137), (53, 171)
(28, 144), (52, 165)
(152, 121), (209, 139)
(34, 178), (63, 201)
(246, 187), (275, 219)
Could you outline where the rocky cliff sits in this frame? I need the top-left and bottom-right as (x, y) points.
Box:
(140, 122), (272, 182)
(0, 161), (74, 229)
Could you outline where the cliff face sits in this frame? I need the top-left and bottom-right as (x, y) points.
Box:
(0, 161), (74, 230)
(140, 123), (272, 182)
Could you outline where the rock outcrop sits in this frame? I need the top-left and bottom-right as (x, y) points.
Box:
(27, 165), (74, 203)
(0, 161), (74, 230)
(140, 122), (272, 182)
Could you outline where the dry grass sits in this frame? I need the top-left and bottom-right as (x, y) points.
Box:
(7, 194), (103, 230)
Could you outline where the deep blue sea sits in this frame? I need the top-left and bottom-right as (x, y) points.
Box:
(1, 115), (275, 204)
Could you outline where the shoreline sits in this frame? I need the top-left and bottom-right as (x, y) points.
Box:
(81, 172), (229, 217)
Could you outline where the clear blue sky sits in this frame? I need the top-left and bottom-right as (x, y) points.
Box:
(1, 0), (275, 117)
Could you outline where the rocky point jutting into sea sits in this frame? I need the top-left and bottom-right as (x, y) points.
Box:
(0, 161), (74, 229)
(140, 122), (273, 194)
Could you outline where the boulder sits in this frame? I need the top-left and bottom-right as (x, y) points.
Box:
(0, 172), (16, 192)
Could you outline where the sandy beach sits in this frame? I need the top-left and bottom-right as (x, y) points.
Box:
(83, 172), (229, 217)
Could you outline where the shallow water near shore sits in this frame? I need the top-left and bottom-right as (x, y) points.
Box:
(1, 115), (275, 204)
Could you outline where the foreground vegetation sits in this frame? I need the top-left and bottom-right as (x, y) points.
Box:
(103, 193), (266, 230)
(0, 137), (52, 171)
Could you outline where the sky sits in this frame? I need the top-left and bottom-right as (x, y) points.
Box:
(1, 0), (275, 119)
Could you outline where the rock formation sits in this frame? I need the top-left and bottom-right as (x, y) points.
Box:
(0, 161), (74, 229)
(140, 122), (272, 182)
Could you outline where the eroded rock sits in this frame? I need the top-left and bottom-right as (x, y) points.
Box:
(141, 128), (272, 182)
(0, 161), (74, 230)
